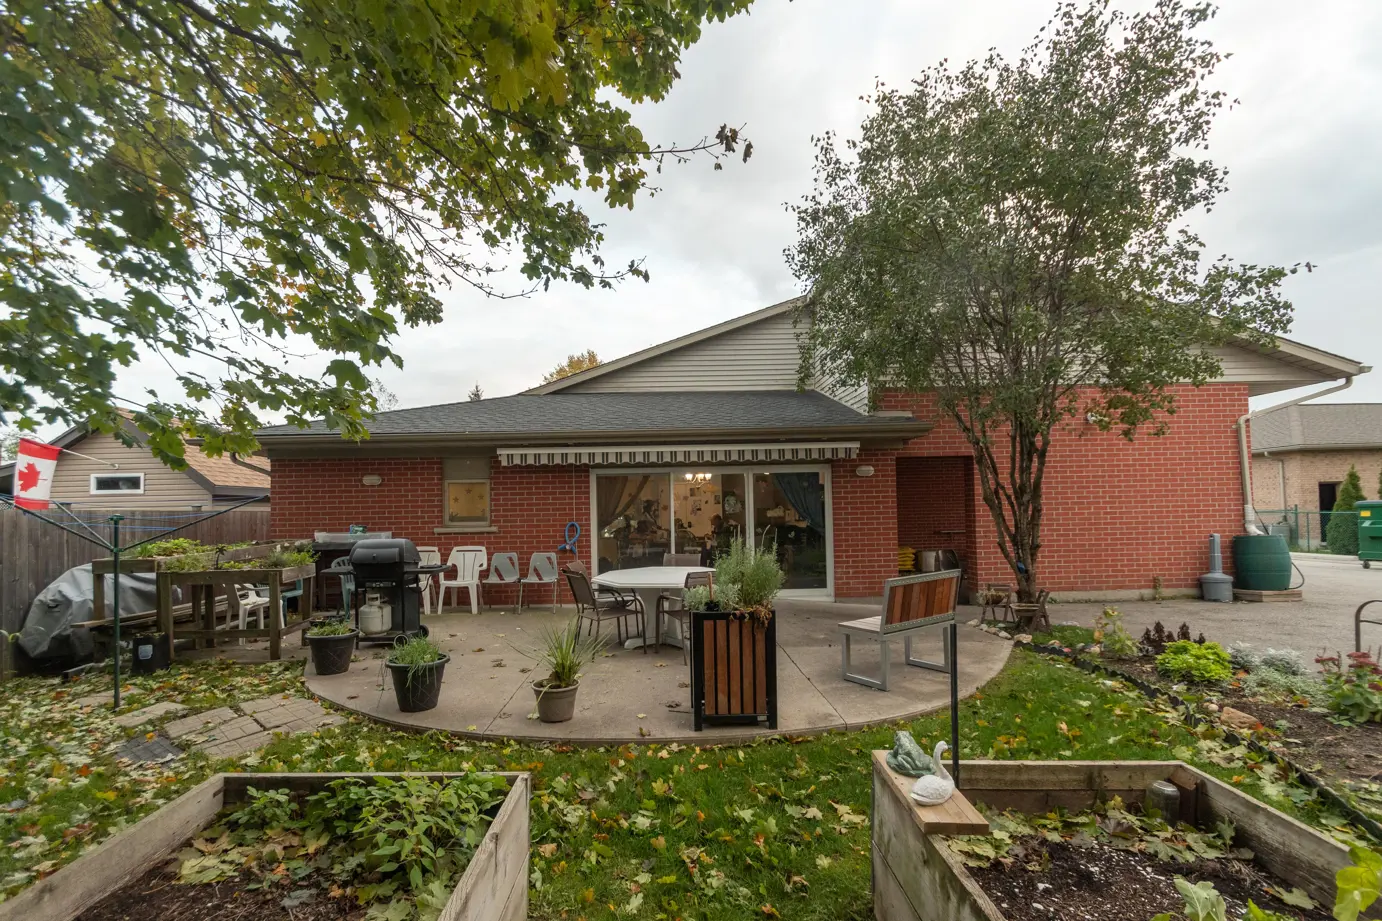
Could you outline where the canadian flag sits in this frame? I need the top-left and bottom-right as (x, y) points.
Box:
(14, 438), (61, 510)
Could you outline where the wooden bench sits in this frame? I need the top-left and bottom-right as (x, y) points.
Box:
(839, 570), (960, 691)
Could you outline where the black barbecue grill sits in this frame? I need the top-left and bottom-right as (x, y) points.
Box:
(347, 538), (429, 642)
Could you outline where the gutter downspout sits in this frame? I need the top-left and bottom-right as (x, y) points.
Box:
(1238, 376), (1355, 535)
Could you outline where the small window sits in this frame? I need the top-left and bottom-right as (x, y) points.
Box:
(443, 457), (490, 526)
(90, 473), (145, 495)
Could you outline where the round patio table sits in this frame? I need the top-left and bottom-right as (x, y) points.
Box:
(592, 566), (712, 650)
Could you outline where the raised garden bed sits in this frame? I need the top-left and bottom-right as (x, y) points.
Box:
(872, 756), (1375, 921)
(0, 772), (529, 921)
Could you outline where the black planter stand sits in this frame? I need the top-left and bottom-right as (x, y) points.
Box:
(386, 654), (450, 712)
(307, 630), (358, 676)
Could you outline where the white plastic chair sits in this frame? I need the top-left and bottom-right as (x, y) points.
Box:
(483, 552), (520, 607)
(229, 584), (275, 645)
(518, 552), (560, 612)
(416, 546), (442, 616)
(439, 546), (486, 614)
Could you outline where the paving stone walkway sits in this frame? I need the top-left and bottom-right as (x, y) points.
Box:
(116, 695), (344, 761)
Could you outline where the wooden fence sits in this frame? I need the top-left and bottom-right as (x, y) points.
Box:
(0, 506), (271, 635)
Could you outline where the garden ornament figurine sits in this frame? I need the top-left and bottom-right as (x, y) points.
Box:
(910, 741), (956, 806)
(886, 730), (935, 777)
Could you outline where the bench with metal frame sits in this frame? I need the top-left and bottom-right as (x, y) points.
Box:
(838, 569), (960, 691)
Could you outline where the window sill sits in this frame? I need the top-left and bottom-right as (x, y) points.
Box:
(433, 526), (499, 534)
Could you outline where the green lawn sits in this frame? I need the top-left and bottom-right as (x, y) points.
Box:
(0, 651), (1369, 918)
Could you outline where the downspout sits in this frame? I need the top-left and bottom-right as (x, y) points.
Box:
(1238, 376), (1354, 535)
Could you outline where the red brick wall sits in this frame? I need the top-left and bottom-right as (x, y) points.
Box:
(271, 456), (591, 605)
(830, 449), (898, 598)
(896, 457), (970, 554)
(874, 383), (1249, 596)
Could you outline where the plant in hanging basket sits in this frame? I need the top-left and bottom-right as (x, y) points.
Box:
(386, 634), (449, 712)
(523, 618), (604, 722)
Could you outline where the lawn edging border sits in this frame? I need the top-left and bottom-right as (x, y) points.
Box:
(1015, 640), (1382, 844)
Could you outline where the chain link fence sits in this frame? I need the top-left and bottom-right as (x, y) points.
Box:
(1256, 507), (1359, 552)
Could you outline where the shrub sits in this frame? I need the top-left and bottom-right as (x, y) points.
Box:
(1227, 641), (1258, 672)
(1238, 667), (1322, 705)
(1327, 465), (1366, 555)
(1140, 621), (1175, 655)
(1318, 651), (1382, 724)
(711, 539), (785, 619)
(1258, 647), (1306, 676)
(1095, 608), (1138, 660)
(1156, 640), (1232, 684)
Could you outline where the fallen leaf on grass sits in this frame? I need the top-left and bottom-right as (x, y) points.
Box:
(537, 843), (558, 858)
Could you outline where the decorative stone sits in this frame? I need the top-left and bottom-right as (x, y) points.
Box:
(1087, 645), (1101, 655)
(965, 619), (980, 627)
(1219, 706), (1260, 732)
(1203, 702), (1220, 713)
(997, 631), (1012, 640)
(116, 735), (182, 764)
(1014, 634), (1033, 644)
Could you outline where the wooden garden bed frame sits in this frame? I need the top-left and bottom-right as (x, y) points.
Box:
(0, 771), (530, 921)
(91, 541), (316, 661)
(872, 757), (1373, 921)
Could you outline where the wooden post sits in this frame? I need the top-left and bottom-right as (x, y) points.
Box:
(157, 571), (175, 661)
(300, 575), (315, 646)
(268, 579), (282, 660)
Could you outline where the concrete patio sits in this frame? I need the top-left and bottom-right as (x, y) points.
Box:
(306, 598), (1013, 744)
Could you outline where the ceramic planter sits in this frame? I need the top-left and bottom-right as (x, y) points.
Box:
(532, 679), (579, 722)
(386, 654), (449, 712)
(306, 629), (358, 676)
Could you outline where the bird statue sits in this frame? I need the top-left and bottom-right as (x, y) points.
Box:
(909, 741), (956, 806)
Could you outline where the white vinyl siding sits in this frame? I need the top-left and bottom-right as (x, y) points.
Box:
(1206, 345), (1335, 395)
(563, 311), (806, 393)
(47, 432), (213, 509)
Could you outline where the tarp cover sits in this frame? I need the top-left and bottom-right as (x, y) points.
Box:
(19, 565), (177, 661)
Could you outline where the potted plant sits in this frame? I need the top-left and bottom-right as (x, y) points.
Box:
(305, 620), (358, 676)
(385, 634), (449, 712)
(528, 619), (605, 723)
(688, 540), (785, 730)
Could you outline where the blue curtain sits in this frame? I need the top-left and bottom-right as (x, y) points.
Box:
(775, 473), (825, 534)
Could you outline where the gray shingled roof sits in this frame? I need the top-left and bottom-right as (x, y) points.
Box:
(1253, 403), (1382, 452)
(257, 390), (911, 438)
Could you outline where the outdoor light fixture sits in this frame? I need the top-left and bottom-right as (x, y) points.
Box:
(855, 465), (875, 478)
(361, 474), (383, 487)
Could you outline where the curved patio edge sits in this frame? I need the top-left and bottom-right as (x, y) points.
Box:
(305, 609), (1014, 746)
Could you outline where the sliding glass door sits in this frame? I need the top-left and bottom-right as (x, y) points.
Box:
(592, 467), (832, 596)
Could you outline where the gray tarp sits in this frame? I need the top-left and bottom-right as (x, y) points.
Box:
(18, 564), (178, 661)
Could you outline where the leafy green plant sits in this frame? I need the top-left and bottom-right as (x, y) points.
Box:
(1156, 640), (1232, 684)
(1259, 647), (1306, 676)
(387, 635), (445, 687)
(710, 539), (784, 621)
(127, 538), (208, 559)
(683, 584), (712, 612)
(1149, 876), (1303, 921)
(265, 547), (318, 569)
(1095, 607), (1138, 660)
(1336, 846), (1382, 921)
(1228, 641), (1259, 672)
(307, 621), (355, 638)
(1238, 667), (1323, 706)
(1318, 652), (1382, 725)
(527, 618), (604, 690)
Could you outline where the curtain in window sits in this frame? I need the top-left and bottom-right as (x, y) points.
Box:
(774, 473), (825, 534)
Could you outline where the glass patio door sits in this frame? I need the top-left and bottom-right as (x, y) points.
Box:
(752, 471), (828, 590)
(671, 472), (746, 564)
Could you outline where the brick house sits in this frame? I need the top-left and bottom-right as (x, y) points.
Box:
(1251, 403), (1382, 546)
(257, 299), (1365, 603)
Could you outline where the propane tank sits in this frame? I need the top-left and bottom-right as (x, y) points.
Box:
(359, 593), (391, 634)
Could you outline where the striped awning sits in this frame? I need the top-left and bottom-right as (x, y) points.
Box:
(496, 441), (860, 467)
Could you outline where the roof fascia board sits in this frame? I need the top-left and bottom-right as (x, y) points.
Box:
(523, 297), (806, 394)
(1252, 443), (1382, 456)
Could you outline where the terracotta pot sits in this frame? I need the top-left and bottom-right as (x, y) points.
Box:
(307, 630), (358, 676)
(532, 679), (579, 723)
(386, 654), (450, 712)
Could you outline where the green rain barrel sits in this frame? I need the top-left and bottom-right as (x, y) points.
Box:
(1232, 534), (1292, 591)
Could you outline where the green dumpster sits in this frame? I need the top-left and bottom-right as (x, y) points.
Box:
(1359, 500), (1382, 569)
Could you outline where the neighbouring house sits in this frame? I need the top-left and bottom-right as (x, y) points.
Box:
(257, 298), (1366, 602)
(0, 416), (271, 510)
(1251, 403), (1382, 547)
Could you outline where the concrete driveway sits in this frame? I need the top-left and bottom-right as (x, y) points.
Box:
(1033, 553), (1382, 659)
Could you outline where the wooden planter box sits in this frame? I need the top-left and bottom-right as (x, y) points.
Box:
(0, 771), (529, 921)
(690, 608), (778, 730)
(92, 541), (316, 660)
(872, 755), (1375, 921)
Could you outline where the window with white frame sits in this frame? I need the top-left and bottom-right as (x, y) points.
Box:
(443, 456), (491, 526)
(90, 473), (145, 495)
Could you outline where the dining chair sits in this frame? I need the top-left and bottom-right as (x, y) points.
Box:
(563, 565), (639, 643)
(656, 570), (712, 664)
(483, 552), (521, 607)
(662, 552), (702, 567)
(519, 551), (560, 612)
(416, 545), (442, 616)
(439, 546), (486, 614)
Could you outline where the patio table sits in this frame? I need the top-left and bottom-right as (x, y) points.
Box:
(592, 566), (713, 651)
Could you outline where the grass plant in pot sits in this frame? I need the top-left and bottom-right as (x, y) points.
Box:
(386, 634), (449, 712)
(305, 620), (358, 676)
(528, 619), (604, 723)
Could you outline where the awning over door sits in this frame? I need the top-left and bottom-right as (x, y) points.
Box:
(496, 442), (860, 467)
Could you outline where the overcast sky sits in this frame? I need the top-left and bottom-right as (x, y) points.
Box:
(119, 0), (1382, 421)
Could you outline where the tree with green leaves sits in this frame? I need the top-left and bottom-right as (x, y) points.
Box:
(543, 349), (601, 384)
(789, 1), (1296, 601)
(0, 427), (17, 463)
(467, 384), (484, 403)
(1, 0), (752, 466)
(1327, 465), (1366, 556)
